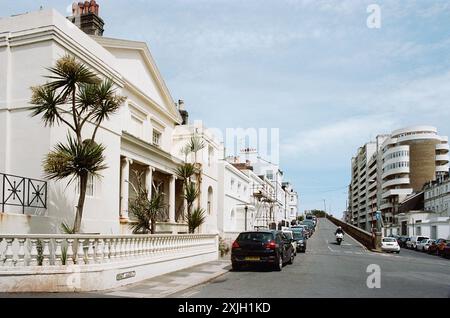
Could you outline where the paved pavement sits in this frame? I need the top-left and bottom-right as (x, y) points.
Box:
(0, 261), (230, 298)
(171, 218), (450, 298)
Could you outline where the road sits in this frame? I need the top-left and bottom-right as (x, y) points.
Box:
(172, 218), (450, 298)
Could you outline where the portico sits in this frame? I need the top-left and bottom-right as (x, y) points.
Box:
(119, 132), (187, 234)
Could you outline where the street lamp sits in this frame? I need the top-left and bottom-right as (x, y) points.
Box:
(244, 205), (248, 231)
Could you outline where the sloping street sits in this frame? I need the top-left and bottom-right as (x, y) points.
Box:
(172, 218), (450, 298)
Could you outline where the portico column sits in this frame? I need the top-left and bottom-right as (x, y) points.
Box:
(169, 175), (176, 223)
(120, 157), (132, 220)
(145, 166), (154, 200)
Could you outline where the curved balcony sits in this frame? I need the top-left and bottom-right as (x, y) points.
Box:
(382, 156), (410, 170)
(436, 143), (449, 153)
(436, 164), (449, 173)
(436, 154), (449, 163)
(382, 145), (409, 159)
(382, 188), (413, 199)
(382, 177), (410, 189)
(382, 167), (410, 180)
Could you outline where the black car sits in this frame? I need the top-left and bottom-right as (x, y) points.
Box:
(231, 230), (295, 271)
(398, 236), (410, 248)
(291, 228), (307, 253)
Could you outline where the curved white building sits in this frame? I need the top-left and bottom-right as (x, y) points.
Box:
(381, 126), (449, 231)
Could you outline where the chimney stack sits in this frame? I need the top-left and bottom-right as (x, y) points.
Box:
(177, 99), (189, 125)
(69, 0), (104, 36)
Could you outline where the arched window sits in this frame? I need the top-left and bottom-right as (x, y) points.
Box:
(207, 186), (213, 215)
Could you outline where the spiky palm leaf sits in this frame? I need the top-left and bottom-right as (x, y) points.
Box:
(129, 184), (166, 234)
(175, 163), (196, 182)
(44, 55), (98, 100)
(90, 79), (126, 123)
(29, 85), (66, 127)
(43, 135), (107, 184)
(188, 135), (205, 154)
(184, 182), (199, 206)
(187, 207), (206, 233)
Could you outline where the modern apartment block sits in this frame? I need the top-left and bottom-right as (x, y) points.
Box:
(348, 126), (449, 235)
(380, 126), (449, 234)
(348, 135), (388, 231)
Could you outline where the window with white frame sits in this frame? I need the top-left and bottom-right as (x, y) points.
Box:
(152, 130), (161, 147)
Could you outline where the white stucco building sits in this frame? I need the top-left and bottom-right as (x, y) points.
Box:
(0, 7), (190, 234)
(172, 119), (222, 234)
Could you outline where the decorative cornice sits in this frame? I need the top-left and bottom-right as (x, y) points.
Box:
(93, 36), (182, 124)
(4, 25), (124, 87)
(121, 131), (184, 167)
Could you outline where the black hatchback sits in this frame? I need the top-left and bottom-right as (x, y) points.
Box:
(231, 230), (295, 271)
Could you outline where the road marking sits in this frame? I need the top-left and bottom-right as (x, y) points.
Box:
(327, 245), (336, 252)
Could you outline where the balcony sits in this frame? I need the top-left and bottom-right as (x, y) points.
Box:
(436, 154), (449, 163)
(436, 164), (450, 173)
(380, 202), (393, 210)
(436, 143), (449, 153)
(382, 167), (410, 180)
(382, 188), (412, 199)
(382, 177), (410, 189)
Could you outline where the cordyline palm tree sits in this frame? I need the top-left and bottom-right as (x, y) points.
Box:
(29, 55), (126, 233)
(128, 171), (166, 234)
(175, 135), (206, 233)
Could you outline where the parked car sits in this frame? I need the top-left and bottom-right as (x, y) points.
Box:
(416, 239), (435, 252)
(397, 236), (410, 248)
(231, 230), (295, 271)
(406, 235), (430, 250)
(282, 230), (297, 255)
(293, 225), (309, 238)
(290, 227), (307, 253)
(381, 237), (400, 253)
(441, 243), (450, 259)
(435, 239), (449, 256)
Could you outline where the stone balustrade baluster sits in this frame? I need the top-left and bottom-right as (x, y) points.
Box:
(42, 239), (51, 266)
(110, 238), (117, 260)
(17, 238), (26, 267)
(77, 239), (85, 265)
(4, 238), (14, 267)
(29, 239), (38, 266)
(0, 238), (4, 266)
(66, 239), (74, 266)
(96, 239), (104, 263)
(118, 238), (125, 258)
(102, 239), (110, 262)
(86, 239), (95, 264)
(54, 239), (63, 266)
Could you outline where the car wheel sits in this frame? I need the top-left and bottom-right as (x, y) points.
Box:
(273, 255), (283, 271)
(231, 262), (241, 271)
(288, 252), (294, 265)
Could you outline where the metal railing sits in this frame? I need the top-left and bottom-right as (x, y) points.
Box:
(1, 173), (47, 213)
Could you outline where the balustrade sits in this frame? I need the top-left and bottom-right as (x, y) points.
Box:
(0, 234), (217, 268)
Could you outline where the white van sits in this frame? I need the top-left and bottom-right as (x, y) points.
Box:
(406, 235), (430, 250)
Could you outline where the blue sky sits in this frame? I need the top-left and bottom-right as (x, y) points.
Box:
(4, 1), (450, 217)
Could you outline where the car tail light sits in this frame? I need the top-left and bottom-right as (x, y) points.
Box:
(265, 240), (277, 249)
(232, 241), (240, 249)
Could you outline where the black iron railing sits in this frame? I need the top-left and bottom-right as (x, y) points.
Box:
(1, 173), (47, 213)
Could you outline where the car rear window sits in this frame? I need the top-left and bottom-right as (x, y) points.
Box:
(293, 232), (304, 239)
(237, 232), (273, 242)
(383, 238), (396, 242)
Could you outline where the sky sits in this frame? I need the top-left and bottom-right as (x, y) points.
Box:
(3, 0), (450, 218)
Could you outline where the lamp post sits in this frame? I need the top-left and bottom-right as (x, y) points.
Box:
(244, 205), (248, 231)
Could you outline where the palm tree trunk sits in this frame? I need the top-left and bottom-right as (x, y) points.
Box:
(150, 217), (156, 234)
(73, 171), (88, 233)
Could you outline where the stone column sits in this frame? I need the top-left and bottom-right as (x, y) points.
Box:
(169, 175), (176, 223)
(120, 157), (132, 220)
(145, 166), (154, 200)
